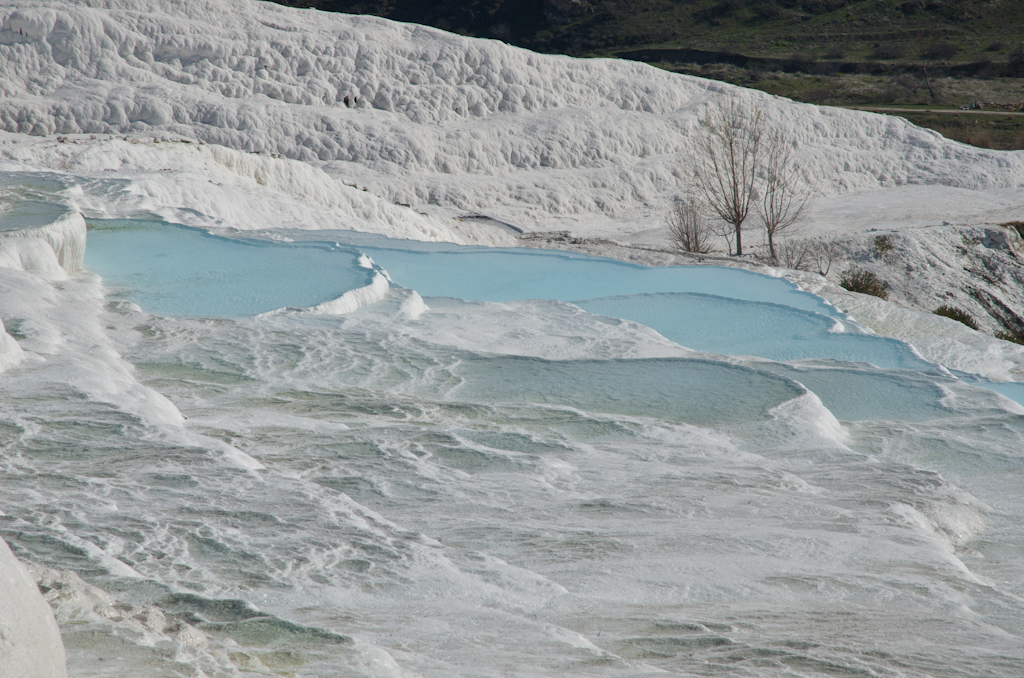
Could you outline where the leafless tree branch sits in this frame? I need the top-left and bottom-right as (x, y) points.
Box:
(808, 236), (841, 276)
(685, 96), (764, 256)
(758, 129), (813, 260)
(666, 198), (714, 254)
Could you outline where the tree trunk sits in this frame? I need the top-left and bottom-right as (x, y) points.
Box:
(735, 223), (743, 256)
(921, 65), (936, 102)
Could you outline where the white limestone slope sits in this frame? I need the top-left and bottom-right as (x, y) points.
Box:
(0, 315), (23, 371)
(0, 207), (85, 273)
(0, 133), (515, 245)
(0, 537), (67, 678)
(0, 201), (85, 371)
(0, 0), (1022, 236)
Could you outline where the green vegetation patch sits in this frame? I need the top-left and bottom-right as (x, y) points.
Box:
(839, 268), (889, 299)
(995, 329), (1024, 345)
(933, 305), (979, 330)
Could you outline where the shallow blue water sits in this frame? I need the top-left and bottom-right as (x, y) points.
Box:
(81, 220), (1024, 413)
(452, 356), (808, 426)
(0, 171), (81, 231)
(575, 293), (937, 371)
(82, 220), (924, 372)
(358, 242), (842, 318)
(84, 220), (374, 317)
(0, 199), (70, 232)
(978, 381), (1024, 408)
(759, 363), (952, 421)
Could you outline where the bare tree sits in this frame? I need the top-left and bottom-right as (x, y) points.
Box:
(686, 96), (765, 256)
(808, 236), (841, 276)
(758, 129), (812, 261)
(712, 218), (735, 255)
(666, 198), (713, 254)
(755, 236), (840, 274)
(773, 239), (812, 270)
(912, 39), (946, 104)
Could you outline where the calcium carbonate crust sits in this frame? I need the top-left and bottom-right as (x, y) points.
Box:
(0, 0), (1022, 233)
(0, 203), (84, 372)
(0, 537), (67, 678)
(0, 207), (85, 273)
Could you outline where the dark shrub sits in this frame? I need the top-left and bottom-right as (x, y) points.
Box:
(881, 85), (902, 103)
(806, 88), (831, 103)
(839, 268), (889, 299)
(1009, 44), (1024, 77)
(975, 60), (999, 79)
(707, 0), (742, 17)
(872, 43), (904, 60)
(995, 330), (1024, 345)
(787, 52), (814, 72)
(824, 44), (846, 60)
(874, 234), (895, 256)
(802, 0), (831, 14)
(814, 61), (839, 76)
(924, 42), (959, 60)
(934, 305), (979, 330)
(894, 74), (918, 89)
(754, 0), (781, 19)
(896, 0), (924, 14)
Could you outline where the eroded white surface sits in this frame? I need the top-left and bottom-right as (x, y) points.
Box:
(0, 1), (1023, 676)
(0, 537), (67, 678)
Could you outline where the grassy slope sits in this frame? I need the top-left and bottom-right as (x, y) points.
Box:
(267, 0), (1024, 148)
(531, 0), (1024, 62)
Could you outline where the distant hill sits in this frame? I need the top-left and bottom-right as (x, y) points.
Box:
(267, 0), (1023, 70)
(268, 0), (1024, 148)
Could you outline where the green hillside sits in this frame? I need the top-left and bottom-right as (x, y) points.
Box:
(268, 0), (1024, 148)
